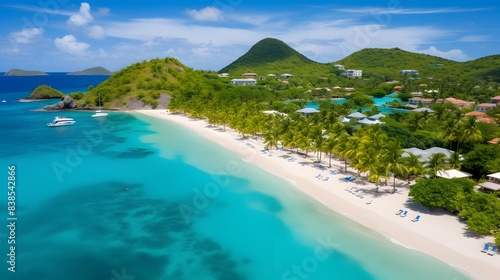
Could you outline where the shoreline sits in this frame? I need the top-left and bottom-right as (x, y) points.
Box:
(135, 109), (500, 279)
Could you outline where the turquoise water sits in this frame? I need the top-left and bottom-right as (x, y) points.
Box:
(307, 97), (408, 114)
(0, 92), (468, 279)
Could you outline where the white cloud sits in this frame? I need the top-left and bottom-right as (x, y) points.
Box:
(87, 25), (106, 39)
(417, 46), (468, 61)
(54, 35), (90, 55)
(68, 2), (94, 26)
(459, 35), (490, 42)
(10, 28), (44, 44)
(186, 6), (223, 22)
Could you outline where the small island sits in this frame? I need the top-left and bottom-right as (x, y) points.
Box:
(5, 68), (47, 76)
(17, 85), (63, 102)
(67, 66), (112, 75)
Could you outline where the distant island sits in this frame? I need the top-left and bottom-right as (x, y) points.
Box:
(67, 66), (112, 75)
(5, 69), (47, 76)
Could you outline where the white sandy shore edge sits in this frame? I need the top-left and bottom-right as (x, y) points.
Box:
(135, 109), (500, 279)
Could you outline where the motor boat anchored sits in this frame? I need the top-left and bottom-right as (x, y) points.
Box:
(91, 110), (108, 118)
(47, 116), (76, 127)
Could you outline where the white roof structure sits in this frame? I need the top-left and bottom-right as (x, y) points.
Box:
(402, 147), (455, 162)
(348, 112), (367, 119)
(413, 108), (435, 113)
(263, 110), (287, 116)
(296, 108), (320, 114)
(368, 113), (385, 120)
(436, 170), (471, 179)
(281, 73), (294, 77)
(266, 74), (276, 77)
(488, 172), (500, 180)
(477, 182), (500, 191)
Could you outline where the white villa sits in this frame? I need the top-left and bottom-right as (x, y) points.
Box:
(230, 79), (257, 86)
(400, 70), (419, 75)
(342, 69), (362, 78)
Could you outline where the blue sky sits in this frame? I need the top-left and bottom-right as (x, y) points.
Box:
(0, 0), (498, 72)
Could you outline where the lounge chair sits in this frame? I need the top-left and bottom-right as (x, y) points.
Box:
(488, 246), (497, 256)
(411, 215), (420, 222)
(400, 210), (408, 217)
(395, 209), (403, 215)
(315, 173), (322, 178)
(323, 176), (329, 181)
(366, 200), (372, 205)
(481, 243), (490, 253)
(330, 169), (338, 175)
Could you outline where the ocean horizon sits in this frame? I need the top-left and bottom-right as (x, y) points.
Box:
(0, 83), (469, 279)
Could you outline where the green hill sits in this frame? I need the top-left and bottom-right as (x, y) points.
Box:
(333, 48), (500, 82)
(5, 69), (47, 76)
(333, 48), (460, 80)
(77, 57), (219, 109)
(460, 55), (500, 82)
(68, 66), (112, 75)
(218, 38), (331, 78)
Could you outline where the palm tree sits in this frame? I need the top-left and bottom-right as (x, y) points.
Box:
(368, 162), (389, 190)
(402, 153), (425, 183)
(383, 140), (407, 191)
(426, 153), (447, 178)
(448, 151), (462, 169)
(458, 116), (483, 151)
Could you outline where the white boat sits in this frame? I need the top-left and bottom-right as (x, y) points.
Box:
(92, 110), (108, 118)
(47, 116), (76, 127)
(92, 92), (108, 118)
(1, 99), (6, 103)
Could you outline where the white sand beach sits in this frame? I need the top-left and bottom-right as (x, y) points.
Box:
(136, 109), (500, 279)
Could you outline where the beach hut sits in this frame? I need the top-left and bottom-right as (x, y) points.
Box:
(347, 112), (367, 121)
(296, 108), (320, 118)
(368, 113), (385, 120)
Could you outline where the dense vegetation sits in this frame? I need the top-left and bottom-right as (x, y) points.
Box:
(409, 178), (500, 243)
(28, 85), (63, 99)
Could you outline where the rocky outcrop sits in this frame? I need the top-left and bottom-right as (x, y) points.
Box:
(43, 95), (77, 110)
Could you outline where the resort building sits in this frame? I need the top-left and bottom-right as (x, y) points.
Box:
(296, 108), (320, 118)
(490, 96), (500, 104)
(393, 85), (404, 91)
(408, 97), (433, 107)
(344, 87), (355, 92)
(218, 73), (229, 77)
(400, 69), (419, 75)
(230, 79), (257, 86)
(475, 103), (496, 112)
(281, 73), (294, 79)
(465, 111), (487, 118)
(444, 97), (474, 108)
(334, 64), (345, 70)
(342, 69), (362, 78)
(477, 172), (500, 192)
(242, 73), (258, 79)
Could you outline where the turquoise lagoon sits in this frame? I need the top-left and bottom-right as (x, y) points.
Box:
(306, 96), (408, 114)
(0, 90), (468, 279)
